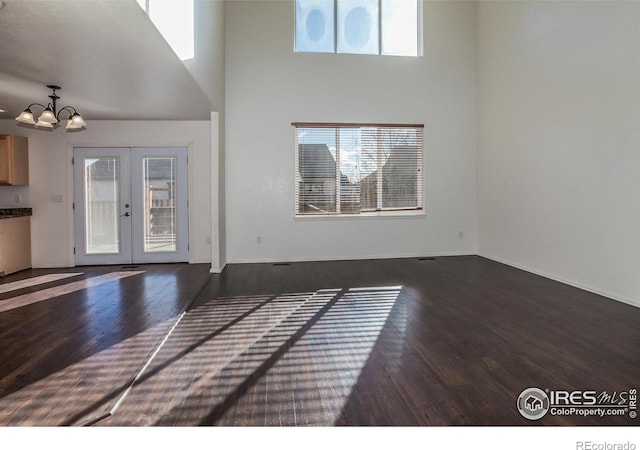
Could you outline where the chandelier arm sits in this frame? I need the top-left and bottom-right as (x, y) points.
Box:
(26, 103), (47, 110)
(56, 106), (77, 120)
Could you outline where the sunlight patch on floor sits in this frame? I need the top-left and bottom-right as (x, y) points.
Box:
(0, 283), (403, 426)
(0, 272), (145, 313)
(0, 273), (84, 295)
(106, 286), (402, 426)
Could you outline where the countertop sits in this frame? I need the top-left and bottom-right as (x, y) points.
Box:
(0, 208), (32, 219)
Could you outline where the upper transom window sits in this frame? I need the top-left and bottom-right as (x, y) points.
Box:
(136, 0), (195, 61)
(295, 0), (420, 56)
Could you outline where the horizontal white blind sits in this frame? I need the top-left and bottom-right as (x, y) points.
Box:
(294, 123), (423, 215)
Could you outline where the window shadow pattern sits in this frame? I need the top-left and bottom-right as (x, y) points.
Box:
(105, 286), (401, 426)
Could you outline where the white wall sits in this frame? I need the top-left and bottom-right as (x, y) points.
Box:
(224, 0), (478, 263)
(0, 185), (29, 208)
(0, 120), (212, 268)
(186, 0), (226, 112)
(185, 0), (226, 270)
(477, 1), (640, 306)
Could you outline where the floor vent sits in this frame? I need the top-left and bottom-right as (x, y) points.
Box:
(417, 257), (436, 261)
(272, 263), (291, 266)
(121, 265), (140, 269)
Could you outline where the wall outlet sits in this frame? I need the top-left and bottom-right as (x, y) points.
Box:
(15, 194), (22, 204)
(256, 236), (262, 244)
(458, 231), (464, 239)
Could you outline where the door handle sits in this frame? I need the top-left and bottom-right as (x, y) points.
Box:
(121, 212), (130, 217)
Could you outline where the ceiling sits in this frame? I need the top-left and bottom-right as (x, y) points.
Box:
(0, 0), (214, 121)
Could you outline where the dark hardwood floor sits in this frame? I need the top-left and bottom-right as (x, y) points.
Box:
(0, 256), (638, 426)
(0, 263), (211, 426)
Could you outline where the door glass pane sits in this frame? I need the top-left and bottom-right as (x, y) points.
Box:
(143, 157), (177, 253)
(85, 157), (120, 254)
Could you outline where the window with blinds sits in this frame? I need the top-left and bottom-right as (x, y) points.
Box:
(294, 123), (424, 216)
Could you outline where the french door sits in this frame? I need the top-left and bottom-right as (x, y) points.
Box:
(73, 147), (188, 265)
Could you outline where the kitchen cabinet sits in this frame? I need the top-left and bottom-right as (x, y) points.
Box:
(0, 135), (29, 186)
(0, 213), (32, 276)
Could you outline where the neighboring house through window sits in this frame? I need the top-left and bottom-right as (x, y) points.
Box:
(295, 0), (420, 56)
(294, 123), (424, 216)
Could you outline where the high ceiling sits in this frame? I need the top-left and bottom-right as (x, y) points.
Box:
(0, 0), (214, 121)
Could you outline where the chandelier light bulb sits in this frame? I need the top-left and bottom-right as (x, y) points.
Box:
(66, 116), (85, 129)
(38, 108), (58, 124)
(15, 109), (36, 125)
(35, 120), (54, 128)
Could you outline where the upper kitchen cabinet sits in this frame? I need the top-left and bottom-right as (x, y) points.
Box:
(0, 135), (29, 186)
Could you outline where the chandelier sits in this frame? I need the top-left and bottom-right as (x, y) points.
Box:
(15, 85), (87, 131)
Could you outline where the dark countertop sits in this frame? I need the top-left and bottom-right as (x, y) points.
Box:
(0, 208), (32, 219)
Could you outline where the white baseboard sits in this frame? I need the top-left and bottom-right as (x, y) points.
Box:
(209, 262), (227, 274)
(32, 263), (77, 269)
(225, 251), (475, 265)
(478, 253), (639, 309)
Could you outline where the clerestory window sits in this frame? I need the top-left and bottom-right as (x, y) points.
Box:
(295, 0), (420, 56)
(136, 0), (195, 61)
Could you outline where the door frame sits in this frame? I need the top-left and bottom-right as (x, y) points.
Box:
(72, 145), (191, 266)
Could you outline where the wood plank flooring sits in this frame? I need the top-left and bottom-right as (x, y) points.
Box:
(0, 256), (638, 426)
(0, 263), (211, 425)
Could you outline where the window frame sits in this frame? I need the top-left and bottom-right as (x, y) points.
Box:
(294, 0), (423, 57)
(293, 122), (425, 219)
